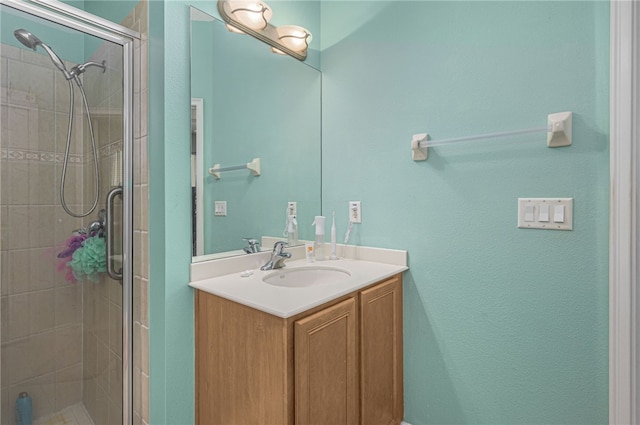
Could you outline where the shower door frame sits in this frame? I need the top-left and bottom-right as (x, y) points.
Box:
(0, 0), (137, 423)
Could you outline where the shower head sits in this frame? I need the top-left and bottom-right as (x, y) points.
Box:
(14, 29), (41, 50)
(13, 29), (71, 79)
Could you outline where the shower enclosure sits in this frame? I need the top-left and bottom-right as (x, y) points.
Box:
(1, 0), (135, 423)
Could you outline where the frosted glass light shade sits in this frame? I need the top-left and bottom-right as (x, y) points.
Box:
(275, 25), (312, 53)
(226, 0), (272, 31)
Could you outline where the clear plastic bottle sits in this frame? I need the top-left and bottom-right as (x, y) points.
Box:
(312, 216), (326, 261)
(286, 215), (298, 246)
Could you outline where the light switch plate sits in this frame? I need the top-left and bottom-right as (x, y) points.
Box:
(214, 201), (227, 216)
(517, 198), (573, 230)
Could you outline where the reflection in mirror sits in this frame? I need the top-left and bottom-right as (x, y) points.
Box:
(190, 7), (321, 262)
(191, 98), (204, 256)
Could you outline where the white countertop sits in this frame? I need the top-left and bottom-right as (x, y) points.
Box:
(189, 246), (408, 318)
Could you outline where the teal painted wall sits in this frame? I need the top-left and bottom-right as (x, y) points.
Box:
(149, 1), (197, 424)
(321, 1), (609, 424)
(148, 0), (609, 424)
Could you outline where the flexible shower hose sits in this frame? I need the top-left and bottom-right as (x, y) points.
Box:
(60, 76), (100, 218)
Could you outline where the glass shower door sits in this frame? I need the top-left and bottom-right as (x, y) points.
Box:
(0, 1), (133, 424)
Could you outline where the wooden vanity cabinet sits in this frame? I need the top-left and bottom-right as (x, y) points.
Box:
(195, 274), (403, 425)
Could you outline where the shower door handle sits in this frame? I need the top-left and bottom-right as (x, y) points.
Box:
(106, 186), (123, 281)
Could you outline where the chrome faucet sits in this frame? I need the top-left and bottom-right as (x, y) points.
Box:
(242, 238), (260, 254)
(260, 241), (291, 270)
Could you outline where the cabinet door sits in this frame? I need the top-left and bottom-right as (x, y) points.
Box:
(360, 276), (403, 425)
(295, 297), (358, 425)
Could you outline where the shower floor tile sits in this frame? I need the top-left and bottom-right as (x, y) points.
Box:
(34, 402), (94, 425)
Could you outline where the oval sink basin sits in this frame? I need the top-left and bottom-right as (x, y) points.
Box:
(263, 266), (351, 288)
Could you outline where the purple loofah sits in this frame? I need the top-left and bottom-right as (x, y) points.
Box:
(57, 234), (88, 283)
(58, 234), (87, 258)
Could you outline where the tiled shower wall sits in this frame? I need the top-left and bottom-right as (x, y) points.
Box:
(128, 1), (150, 423)
(1, 1), (149, 424)
(79, 1), (150, 424)
(1, 44), (86, 424)
(79, 38), (126, 425)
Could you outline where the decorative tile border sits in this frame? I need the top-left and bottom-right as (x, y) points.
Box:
(0, 141), (122, 164)
(98, 140), (123, 158)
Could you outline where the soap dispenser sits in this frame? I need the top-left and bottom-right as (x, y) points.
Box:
(312, 216), (326, 261)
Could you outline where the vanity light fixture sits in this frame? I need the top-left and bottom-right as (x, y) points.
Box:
(223, 0), (272, 31)
(274, 25), (312, 54)
(217, 0), (311, 61)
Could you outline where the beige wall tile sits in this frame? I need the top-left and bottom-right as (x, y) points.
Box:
(6, 106), (34, 150)
(0, 57), (6, 92)
(83, 375), (97, 421)
(55, 283), (81, 327)
(21, 49), (58, 69)
(55, 363), (82, 410)
(109, 301), (122, 357)
(28, 330), (56, 377)
(29, 161), (56, 205)
(82, 330), (97, 380)
(109, 91), (124, 145)
(28, 289), (55, 334)
(28, 206), (55, 248)
(93, 379), (108, 425)
(141, 372), (149, 424)
(7, 249), (30, 295)
(133, 276), (141, 323)
(1, 295), (7, 339)
(0, 381), (11, 425)
(6, 161), (29, 204)
(95, 293), (109, 344)
(55, 324), (82, 369)
(140, 325), (148, 376)
(54, 71), (71, 114)
(96, 339), (109, 393)
(133, 321), (141, 372)
(1, 106), (8, 147)
(6, 209), (28, 255)
(4, 293), (28, 341)
(133, 366), (141, 415)
(29, 247), (55, 291)
(109, 351), (123, 408)
(108, 276), (123, 307)
(140, 279), (148, 327)
(108, 398), (123, 425)
(1, 251), (8, 296)
(8, 60), (54, 111)
(35, 108), (56, 152)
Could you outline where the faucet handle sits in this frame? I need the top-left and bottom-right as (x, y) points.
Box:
(242, 237), (260, 253)
(272, 241), (288, 254)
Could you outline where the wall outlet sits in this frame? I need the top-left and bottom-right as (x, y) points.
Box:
(287, 201), (297, 216)
(349, 201), (362, 223)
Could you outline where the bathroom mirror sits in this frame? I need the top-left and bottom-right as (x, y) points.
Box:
(190, 6), (321, 261)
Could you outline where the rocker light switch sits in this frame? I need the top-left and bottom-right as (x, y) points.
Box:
(539, 204), (550, 222)
(524, 205), (535, 222)
(553, 205), (565, 223)
(518, 198), (573, 230)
